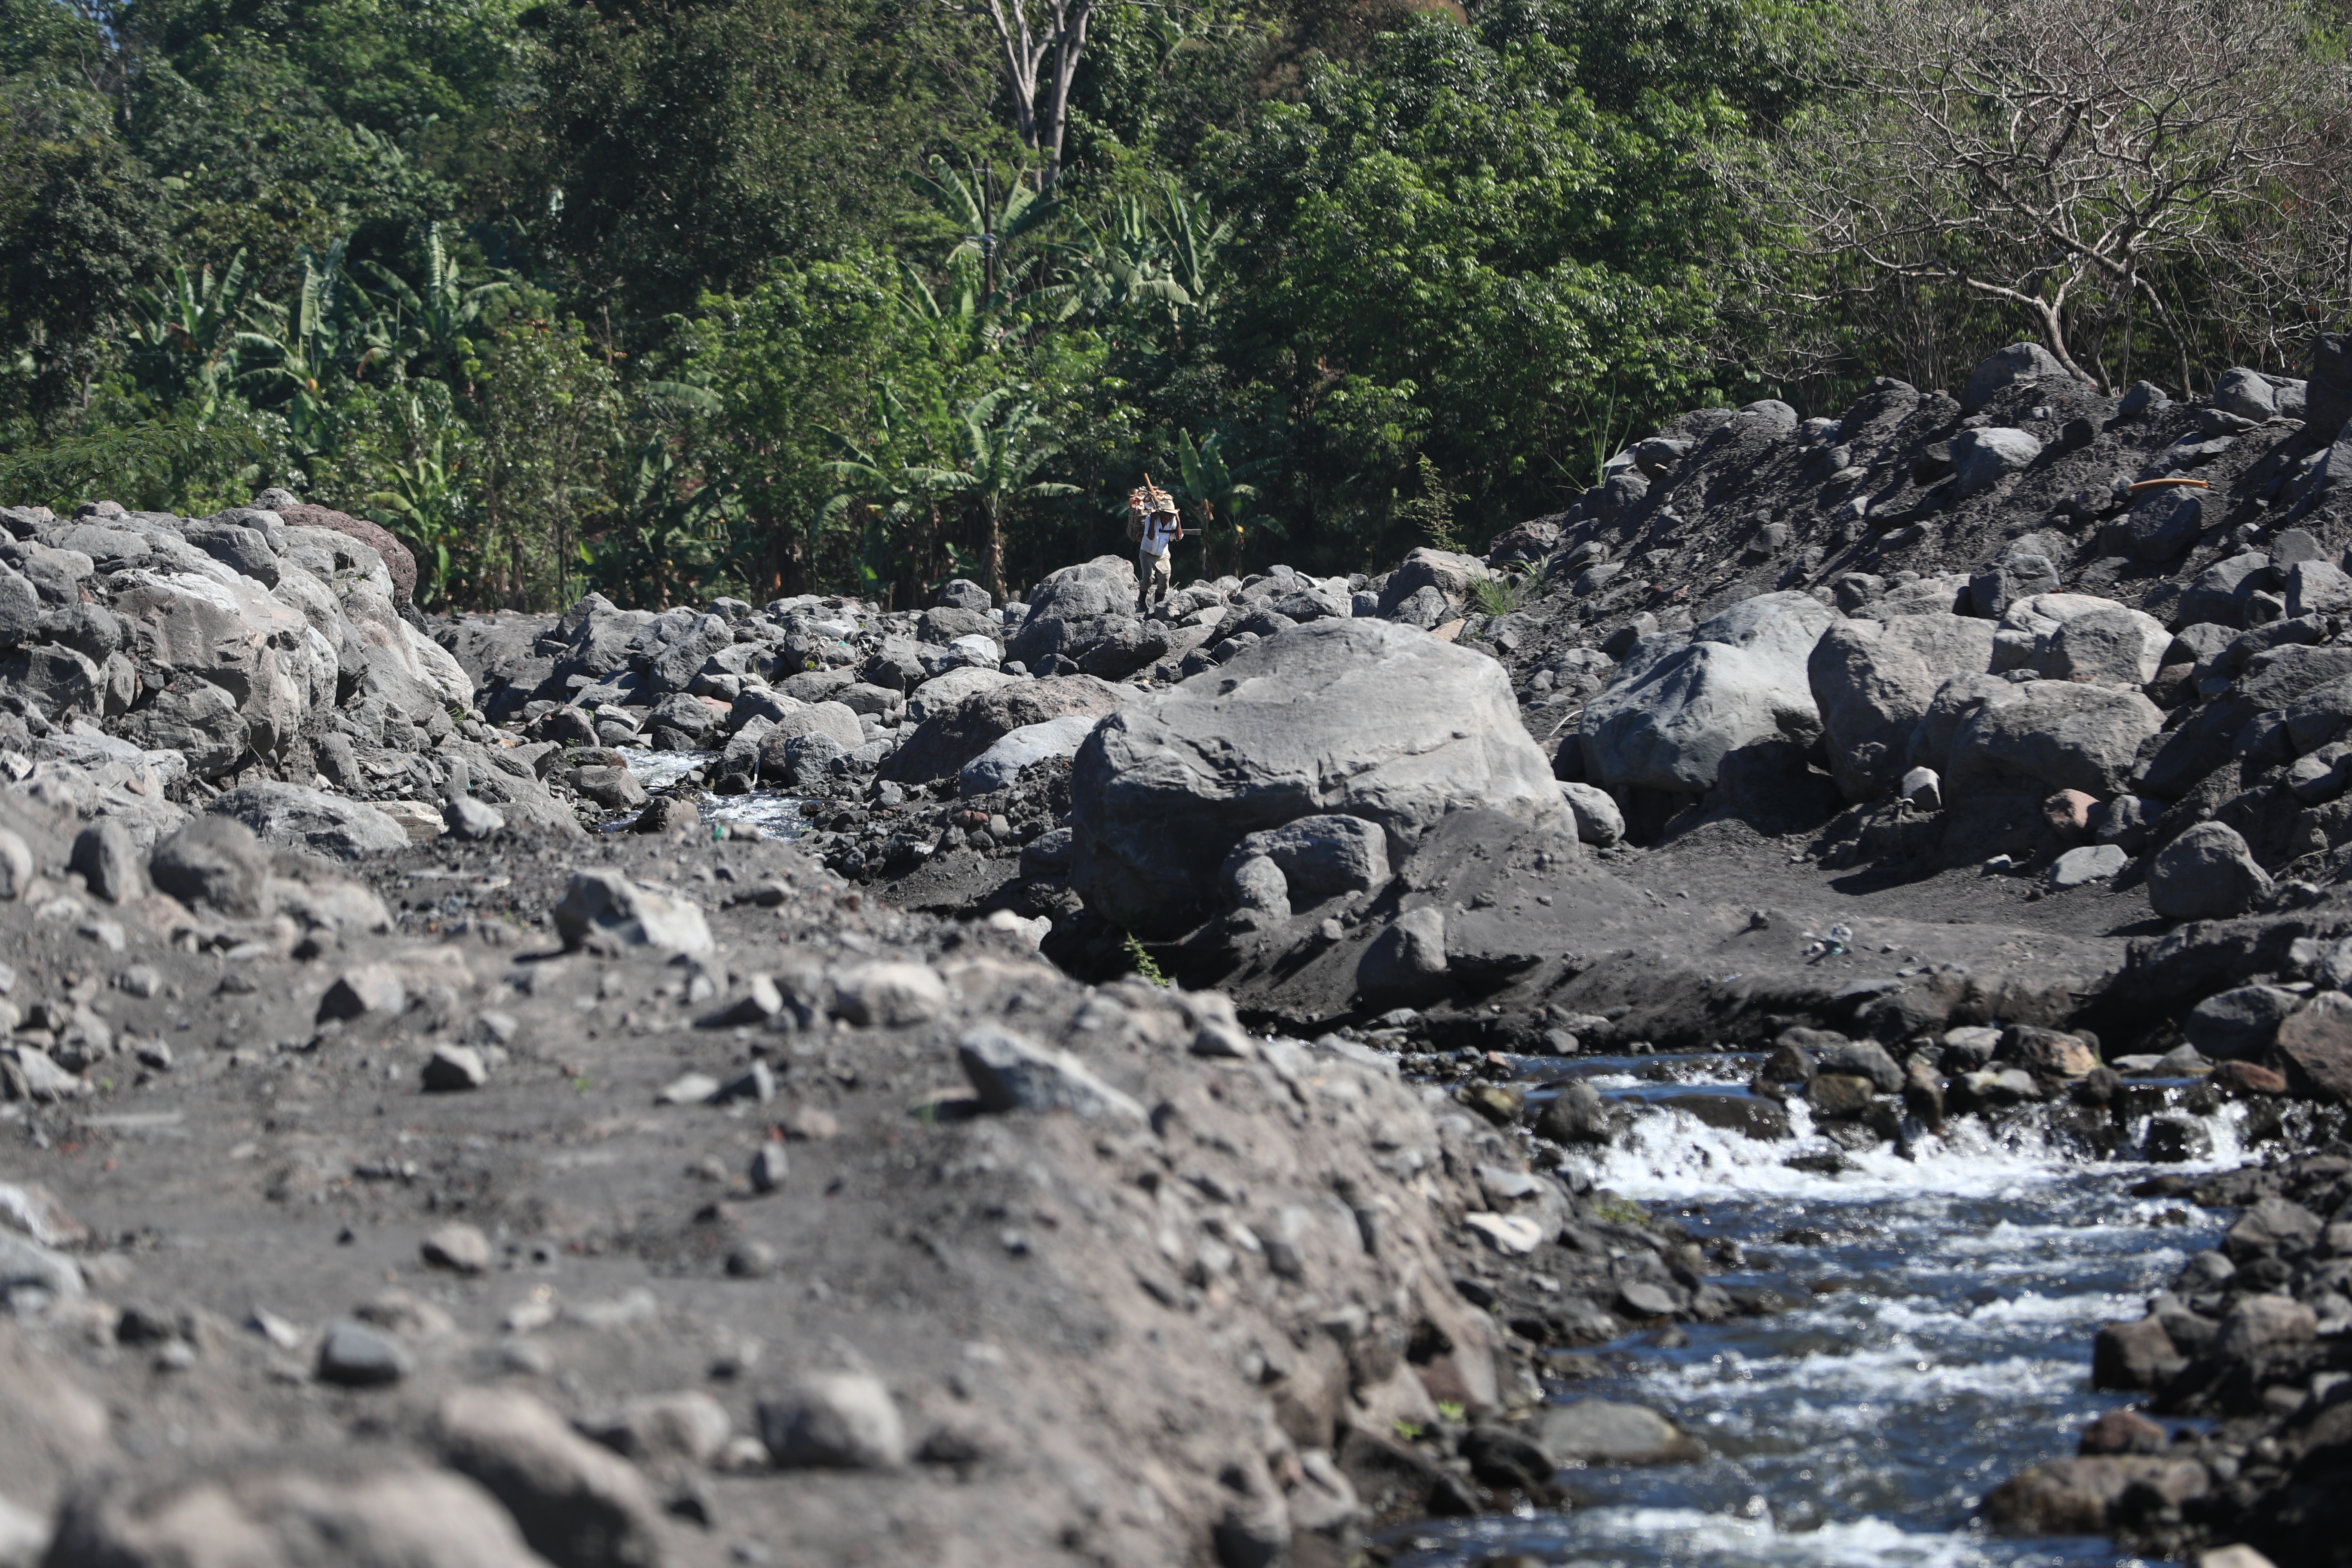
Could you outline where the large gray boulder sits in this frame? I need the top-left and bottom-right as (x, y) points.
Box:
(1951, 428), (2043, 496)
(1990, 594), (2168, 684)
(107, 569), (328, 760)
(958, 713), (1101, 796)
(2213, 366), (2304, 423)
(1582, 592), (1839, 794)
(1376, 547), (1488, 618)
(1808, 613), (1997, 803)
(2037, 603), (2172, 688)
(1944, 680), (2163, 798)
(208, 782), (411, 858)
(2150, 821), (2272, 921)
(1006, 557), (1139, 669)
(1072, 619), (1566, 937)
(1963, 342), (2074, 412)
(882, 675), (1127, 785)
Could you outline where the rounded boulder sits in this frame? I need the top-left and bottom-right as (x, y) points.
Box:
(1071, 619), (1566, 937)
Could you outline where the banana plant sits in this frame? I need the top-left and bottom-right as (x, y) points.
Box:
(588, 436), (733, 609)
(128, 250), (260, 415)
(237, 241), (364, 458)
(364, 390), (470, 608)
(361, 222), (516, 387)
(1047, 180), (1231, 344)
(1052, 192), (1191, 319)
(1153, 180), (1233, 339)
(906, 387), (1080, 603)
(816, 383), (947, 606)
(905, 155), (1064, 300)
(1167, 427), (1274, 579)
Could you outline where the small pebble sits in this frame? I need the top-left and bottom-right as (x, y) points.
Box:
(421, 1222), (493, 1275)
(420, 1044), (488, 1092)
(317, 1320), (413, 1387)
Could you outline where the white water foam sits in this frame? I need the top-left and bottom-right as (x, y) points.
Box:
(1412, 1505), (2141, 1568)
(1571, 1095), (2256, 1205)
(616, 747), (810, 839)
(617, 746), (704, 792)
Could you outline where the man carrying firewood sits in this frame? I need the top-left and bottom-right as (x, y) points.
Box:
(1127, 477), (1183, 615)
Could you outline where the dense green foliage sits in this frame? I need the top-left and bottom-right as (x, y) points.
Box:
(0, 0), (2339, 610)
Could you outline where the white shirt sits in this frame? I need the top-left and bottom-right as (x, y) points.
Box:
(1140, 514), (1179, 556)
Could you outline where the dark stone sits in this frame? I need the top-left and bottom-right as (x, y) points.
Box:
(2091, 1317), (2183, 1390)
(272, 501), (418, 606)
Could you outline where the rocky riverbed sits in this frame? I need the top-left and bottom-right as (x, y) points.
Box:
(2, 338), (2351, 1567)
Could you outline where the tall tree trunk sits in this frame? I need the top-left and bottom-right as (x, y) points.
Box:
(987, 500), (1006, 606)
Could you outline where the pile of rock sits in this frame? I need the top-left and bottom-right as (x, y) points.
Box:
(1991, 1147), (2352, 1559)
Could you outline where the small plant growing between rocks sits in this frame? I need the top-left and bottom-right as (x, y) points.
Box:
(1124, 933), (1170, 986)
(1472, 571), (1532, 618)
(1589, 1196), (1651, 1226)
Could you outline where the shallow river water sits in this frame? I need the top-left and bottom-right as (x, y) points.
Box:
(613, 748), (2242, 1564)
(615, 747), (811, 840)
(1393, 1057), (2254, 1568)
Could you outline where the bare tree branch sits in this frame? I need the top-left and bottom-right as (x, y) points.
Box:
(1727, 0), (2349, 394)
(942, 0), (1099, 188)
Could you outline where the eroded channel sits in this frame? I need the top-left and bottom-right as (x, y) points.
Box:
(1393, 1060), (2261, 1568)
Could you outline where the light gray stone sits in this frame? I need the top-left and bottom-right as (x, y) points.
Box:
(435, 1387), (668, 1568)
(831, 962), (947, 1027)
(758, 1372), (908, 1470)
(1225, 854), (1290, 918)
(553, 871), (714, 957)
(1558, 782), (1624, 845)
(0, 1230), (84, 1301)
(570, 766), (649, 812)
(2287, 559), (2352, 619)
(208, 782), (409, 859)
(2050, 843), (2128, 889)
(1222, 814), (1392, 902)
(68, 819), (144, 903)
(2041, 605), (2172, 688)
(1584, 591), (1840, 795)
(443, 796), (505, 840)
(317, 1320), (412, 1386)
(0, 830), (28, 901)
(421, 1222), (493, 1275)
(957, 1025), (1147, 1121)
(40, 1457), (542, 1568)
(1951, 427), (2043, 496)
(2214, 367), (2283, 422)
(1534, 1399), (1702, 1465)
(1072, 619), (1564, 937)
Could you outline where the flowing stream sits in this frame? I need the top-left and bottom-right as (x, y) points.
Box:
(616, 750), (2252, 1564)
(615, 747), (811, 840)
(1393, 1056), (2257, 1568)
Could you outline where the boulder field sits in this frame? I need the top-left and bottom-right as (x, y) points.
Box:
(0, 337), (2349, 1565)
